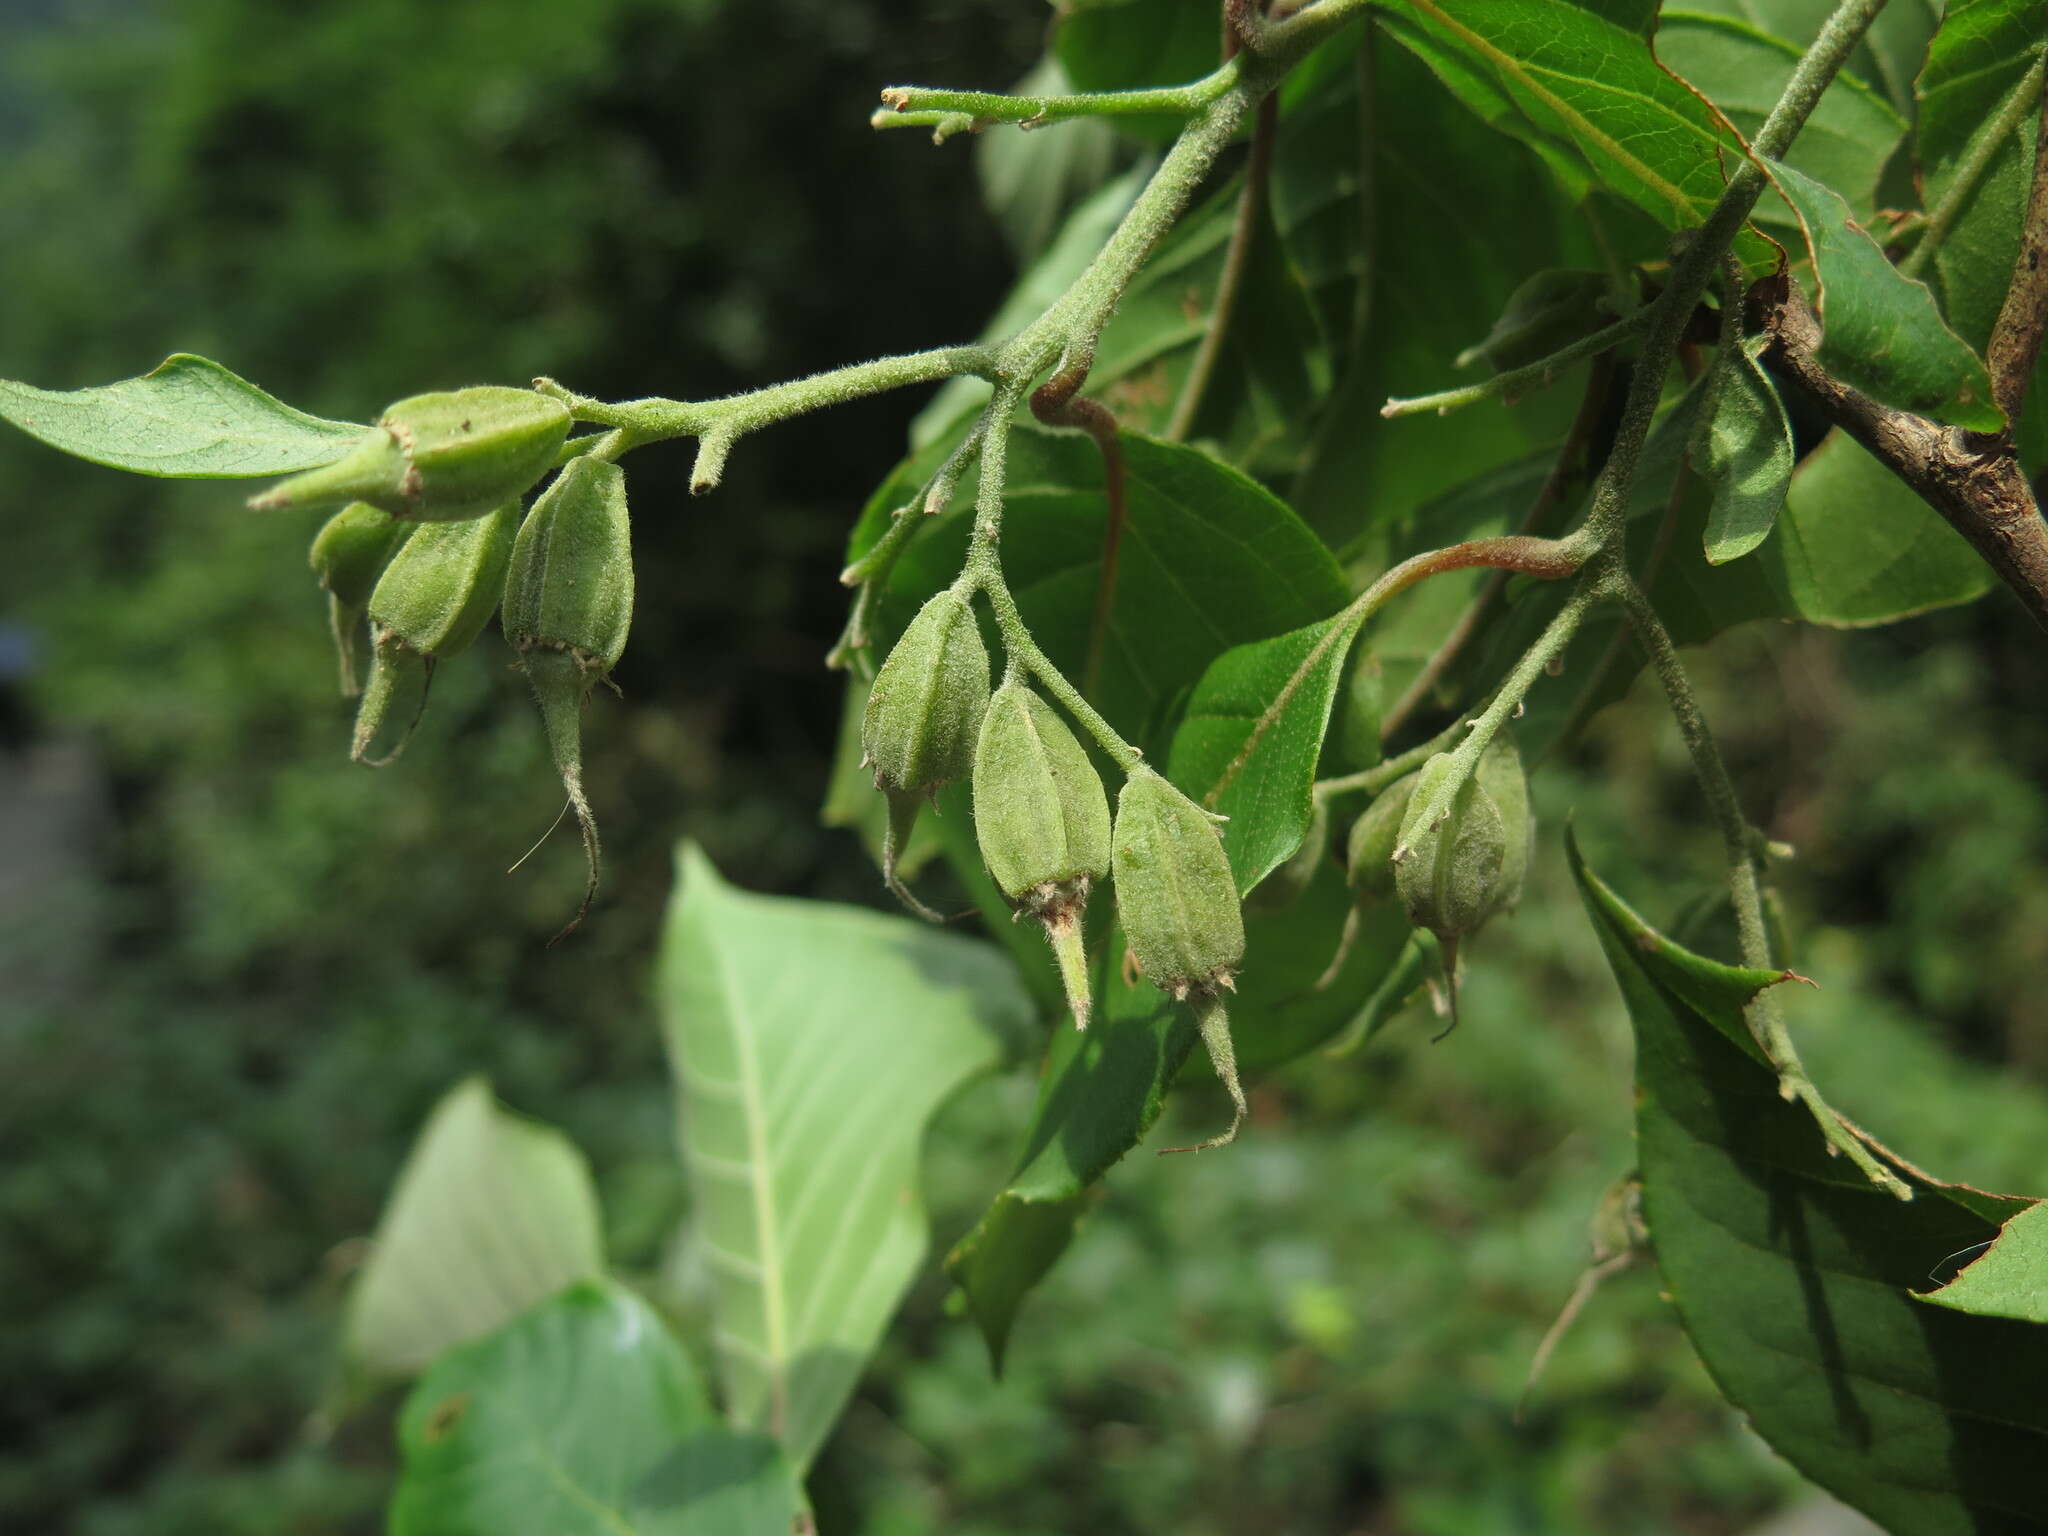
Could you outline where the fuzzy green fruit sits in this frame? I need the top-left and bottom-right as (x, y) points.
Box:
(501, 457), (635, 940)
(862, 588), (990, 917)
(973, 681), (1111, 1026)
(1345, 770), (1420, 907)
(251, 386), (569, 522)
(308, 502), (404, 696)
(1112, 768), (1250, 1150)
(351, 503), (517, 766)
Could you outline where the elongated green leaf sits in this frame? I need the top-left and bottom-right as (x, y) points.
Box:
(947, 856), (1408, 1366)
(1570, 835), (2048, 1536)
(1766, 158), (2002, 431)
(344, 1078), (604, 1377)
(0, 353), (370, 477)
(1659, 12), (1906, 230)
(1166, 612), (1360, 894)
(391, 1281), (802, 1536)
(857, 428), (1347, 759)
(1692, 337), (1795, 565)
(656, 844), (1029, 1470)
(1379, 0), (1764, 257)
(1922, 1202), (2048, 1325)
(1916, 1), (2047, 351)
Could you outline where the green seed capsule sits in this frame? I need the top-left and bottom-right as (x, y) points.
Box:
(1111, 768), (1250, 1150)
(1111, 768), (1244, 998)
(250, 387), (570, 522)
(308, 502), (404, 696)
(1391, 733), (1531, 1036)
(861, 589), (990, 918)
(973, 681), (1111, 1026)
(1345, 770), (1419, 907)
(352, 503), (518, 766)
(501, 457), (635, 940)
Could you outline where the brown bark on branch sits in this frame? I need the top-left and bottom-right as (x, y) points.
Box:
(1987, 83), (2048, 427)
(1760, 278), (2048, 632)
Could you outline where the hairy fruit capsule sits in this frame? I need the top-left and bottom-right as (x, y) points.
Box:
(501, 457), (634, 940)
(861, 588), (990, 918)
(309, 502), (404, 696)
(352, 503), (518, 766)
(1391, 733), (1531, 1034)
(973, 681), (1111, 1026)
(1111, 768), (1249, 1150)
(251, 387), (570, 522)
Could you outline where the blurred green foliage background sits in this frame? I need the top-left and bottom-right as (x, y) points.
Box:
(3, 2), (2046, 1533)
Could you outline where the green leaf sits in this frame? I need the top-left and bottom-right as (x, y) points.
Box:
(1916, 1), (2047, 351)
(1922, 1202), (2048, 1325)
(1666, 0), (1943, 115)
(390, 1281), (802, 1536)
(343, 1078), (605, 1378)
(1658, 12), (1906, 231)
(1692, 337), (1795, 565)
(1285, 34), (1605, 542)
(869, 428), (1347, 759)
(1166, 613), (1361, 894)
(0, 353), (370, 477)
(947, 856), (1408, 1366)
(1765, 157), (2003, 431)
(1378, 0), (1766, 259)
(655, 843), (1030, 1470)
(1569, 835), (2048, 1536)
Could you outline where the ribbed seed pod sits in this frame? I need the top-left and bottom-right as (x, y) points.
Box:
(972, 681), (1111, 1026)
(1111, 768), (1249, 1151)
(351, 504), (518, 766)
(1390, 732), (1531, 1035)
(251, 387), (570, 522)
(501, 457), (634, 940)
(309, 502), (404, 696)
(861, 589), (990, 918)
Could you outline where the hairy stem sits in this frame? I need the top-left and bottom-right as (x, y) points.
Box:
(1899, 51), (2046, 287)
(1611, 573), (1911, 1200)
(1379, 353), (1619, 739)
(1390, 580), (1597, 861)
(1381, 311), (1651, 420)
(1166, 90), (1280, 441)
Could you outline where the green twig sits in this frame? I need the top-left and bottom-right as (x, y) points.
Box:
(1166, 91), (1280, 441)
(1381, 311), (1651, 420)
(1899, 50), (2046, 283)
(876, 62), (1242, 128)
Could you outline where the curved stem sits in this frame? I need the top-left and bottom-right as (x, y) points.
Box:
(1379, 353), (1619, 740)
(1899, 50), (2045, 284)
(1610, 572), (1910, 1200)
(1166, 90), (1280, 442)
